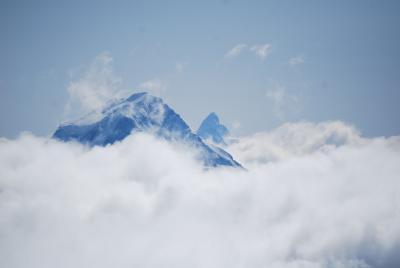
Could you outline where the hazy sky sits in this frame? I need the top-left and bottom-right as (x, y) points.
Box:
(1, 0), (399, 138)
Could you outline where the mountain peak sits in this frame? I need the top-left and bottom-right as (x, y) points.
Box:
(53, 92), (241, 168)
(126, 91), (148, 102)
(197, 112), (229, 145)
(205, 112), (219, 121)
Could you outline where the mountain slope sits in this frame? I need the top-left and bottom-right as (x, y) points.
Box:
(53, 92), (241, 168)
(197, 112), (229, 145)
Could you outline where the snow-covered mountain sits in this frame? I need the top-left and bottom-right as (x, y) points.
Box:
(53, 92), (241, 168)
(197, 112), (229, 145)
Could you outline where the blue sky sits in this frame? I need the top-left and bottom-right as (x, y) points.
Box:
(1, 0), (399, 138)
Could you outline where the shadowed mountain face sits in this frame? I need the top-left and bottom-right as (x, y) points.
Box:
(197, 112), (229, 145)
(53, 92), (241, 168)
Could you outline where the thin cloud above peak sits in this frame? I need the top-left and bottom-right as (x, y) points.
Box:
(65, 51), (124, 118)
(139, 78), (166, 96)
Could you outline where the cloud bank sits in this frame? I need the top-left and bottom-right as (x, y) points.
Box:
(1, 122), (400, 268)
(228, 121), (365, 165)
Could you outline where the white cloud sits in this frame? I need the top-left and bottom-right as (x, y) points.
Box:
(225, 44), (247, 59)
(225, 43), (272, 61)
(139, 79), (166, 96)
(250, 44), (272, 60)
(289, 55), (305, 66)
(1, 122), (400, 268)
(65, 52), (125, 118)
(265, 82), (300, 119)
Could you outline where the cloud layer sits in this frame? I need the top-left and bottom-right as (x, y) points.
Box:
(1, 122), (400, 268)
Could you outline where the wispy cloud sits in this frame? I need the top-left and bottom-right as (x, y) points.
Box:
(65, 52), (125, 118)
(175, 62), (187, 73)
(250, 44), (272, 60)
(225, 43), (273, 61)
(266, 82), (300, 119)
(289, 55), (305, 66)
(225, 44), (247, 59)
(139, 78), (166, 96)
(232, 120), (241, 131)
